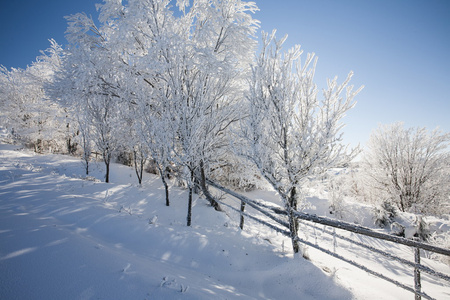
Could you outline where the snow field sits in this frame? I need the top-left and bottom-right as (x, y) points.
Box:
(1, 143), (354, 299)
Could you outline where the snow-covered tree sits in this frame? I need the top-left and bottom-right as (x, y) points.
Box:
(242, 31), (362, 253)
(168, 0), (259, 225)
(28, 40), (67, 152)
(135, 97), (174, 203)
(85, 0), (179, 201)
(361, 122), (450, 216)
(54, 12), (126, 183)
(118, 115), (150, 185)
(0, 40), (65, 152)
(0, 66), (32, 139)
(74, 110), (93, 175)
(101, 0), (259, 224)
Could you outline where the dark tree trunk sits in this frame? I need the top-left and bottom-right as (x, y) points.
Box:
(164, 179), (170, 206)
(67, 137), (77, 155)
(187, 169), (194, 227)
(67, 137), (72, 154)
(288, 210), (300, 254)
(133, 150), (146, 185)
(193, 175), (200, 194)
(104, 150), (111, 183)
(158, 166), (170, 207)
(199, 161), (222, 211)
(105, 161), (110, 183)
(288, 186), (300, 254)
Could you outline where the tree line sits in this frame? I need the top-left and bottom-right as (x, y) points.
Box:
(1, 0), (448, 252)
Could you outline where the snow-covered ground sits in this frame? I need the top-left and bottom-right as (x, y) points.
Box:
(1, 137), (449, 299)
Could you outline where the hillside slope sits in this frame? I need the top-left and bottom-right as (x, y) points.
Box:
(1, 140), (448, 299)
(0, 143), (352, 299)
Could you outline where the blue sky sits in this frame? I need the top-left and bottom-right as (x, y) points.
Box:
(1, 0), (449, 148)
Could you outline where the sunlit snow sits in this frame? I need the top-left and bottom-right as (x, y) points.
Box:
(0, 131), (448, 299)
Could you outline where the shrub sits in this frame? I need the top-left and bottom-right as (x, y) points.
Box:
(373, 201), (397, 228)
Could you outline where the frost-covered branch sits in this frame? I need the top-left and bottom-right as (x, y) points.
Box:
(242, 30), (362, 252)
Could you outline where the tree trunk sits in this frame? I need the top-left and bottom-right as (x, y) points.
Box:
(199, 161), (222, 211)
(187, 169), (194, 227)
(105, 161), (110, 183)
(288, 210), (300, 253)
(399, 195), (406, 212)
(288, 186), (300, 254)
(139, 161), (143, 184)
(67, 136), (72, 154)
(133, 150), (145, 185)
(105, 151), (111, 183)
(164, 179), (170, 206)
(158, 166), (170, 207)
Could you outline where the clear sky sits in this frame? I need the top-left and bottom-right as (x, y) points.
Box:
(1, 0), (449, 149)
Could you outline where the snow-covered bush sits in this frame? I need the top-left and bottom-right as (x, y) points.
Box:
(360, 122), (450, 216)
(209, 154), (266, 192)
(145, 159), (160, 176)
(412, 215), (430, 242)
(373, 201), (397, 228)
(324, 168), (366, 220)
(116, 150), (134, 167)
(390, 222), (405, 237)
(328, 178), (346, 219)
(429, 229), (450, 265)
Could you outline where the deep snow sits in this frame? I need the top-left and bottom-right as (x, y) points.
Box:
(0, 138), (449, 299)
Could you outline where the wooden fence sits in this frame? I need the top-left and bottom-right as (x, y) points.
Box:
(207, 180), (450, 300)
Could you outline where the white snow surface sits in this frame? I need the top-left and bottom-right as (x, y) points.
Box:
(1, 138), (449, 299)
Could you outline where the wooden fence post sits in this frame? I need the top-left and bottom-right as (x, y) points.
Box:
(239, 200), (245, 230)
(414, 247), (421, 300)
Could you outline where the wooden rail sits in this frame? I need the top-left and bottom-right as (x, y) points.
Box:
(207, 179), (450, 300)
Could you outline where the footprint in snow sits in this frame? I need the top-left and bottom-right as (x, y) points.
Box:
(121, 263), (133, 274)
(160, 276), (189, 293)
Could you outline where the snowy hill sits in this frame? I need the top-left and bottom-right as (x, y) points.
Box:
(0, 141), (449, 299)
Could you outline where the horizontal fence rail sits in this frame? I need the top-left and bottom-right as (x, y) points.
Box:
(302, 221), (450, 282)
(207, 179), (450, 300)
(291, 210), (450, 256)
